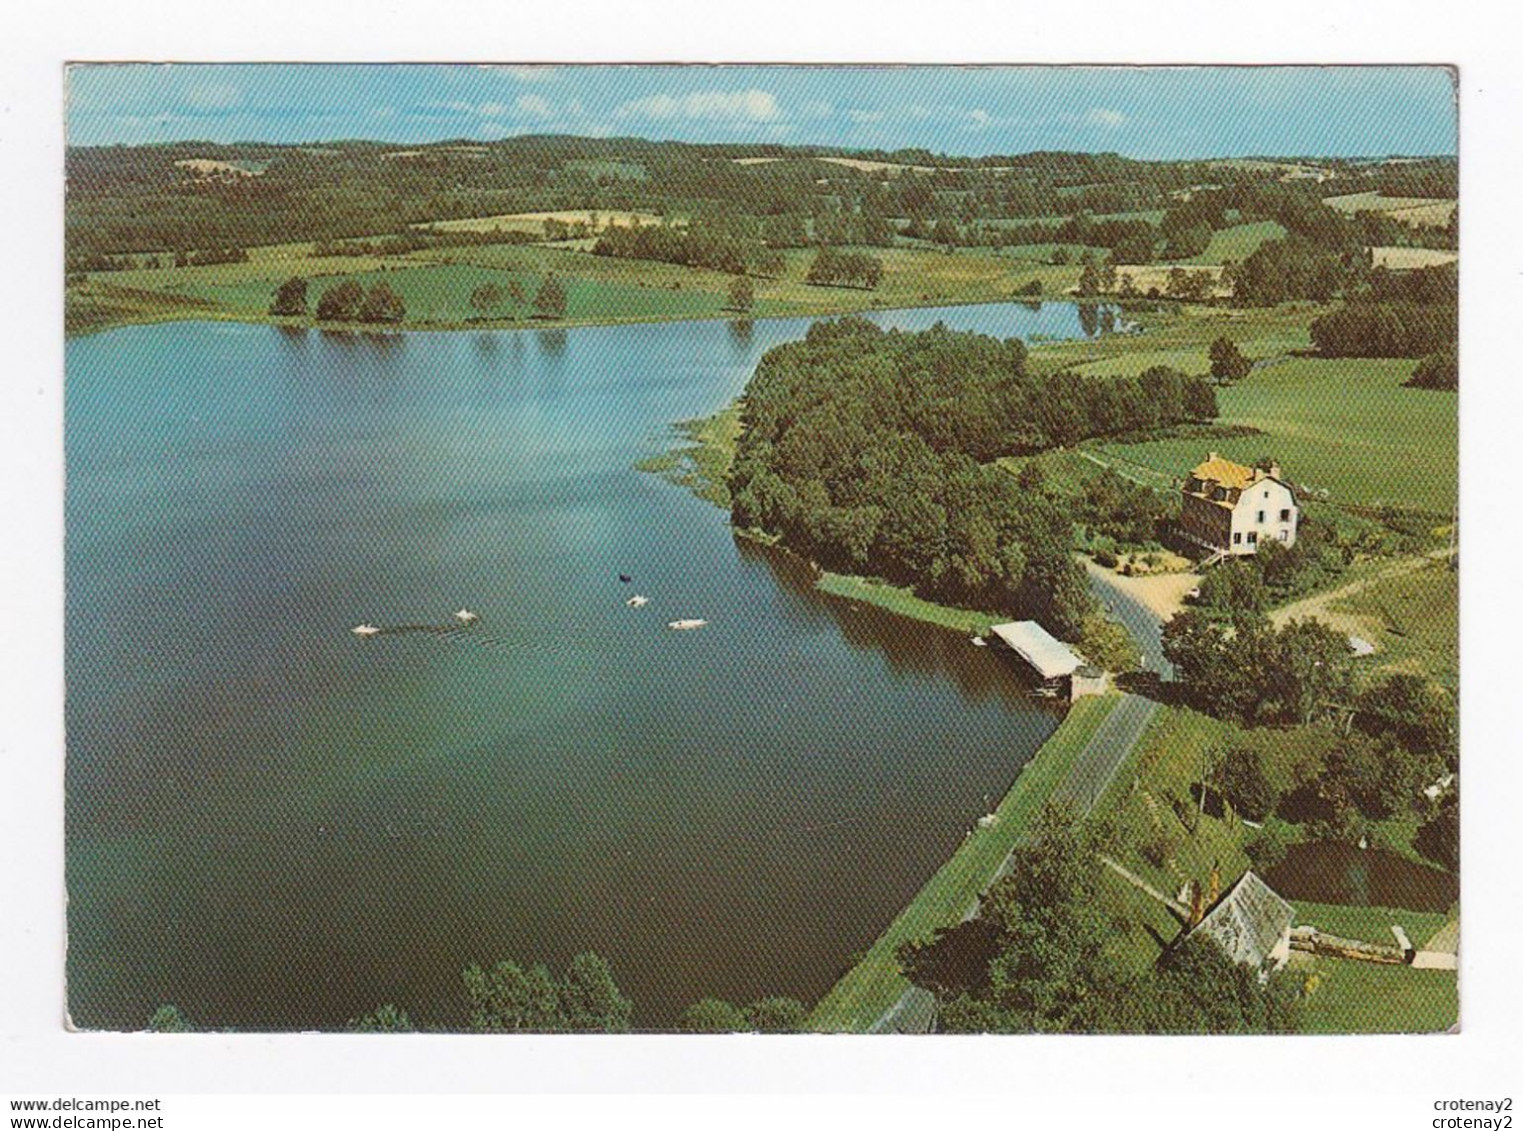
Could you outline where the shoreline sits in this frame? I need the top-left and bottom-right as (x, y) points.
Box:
(807, 694), (1121, 1032)
(65, 290), (1146, 342)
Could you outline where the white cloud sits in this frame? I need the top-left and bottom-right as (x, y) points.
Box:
(615, 89), (780, 123)
(802, 100), (834, 119)
(846, 108), (884, 124)
(967, 108), (992, 128)
(1085, 107), (1128, 128)
(515, 94), (553, 118)
(477, 101), (511, 117)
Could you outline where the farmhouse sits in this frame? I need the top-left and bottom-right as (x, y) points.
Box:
(1178, 452), (1298, 557)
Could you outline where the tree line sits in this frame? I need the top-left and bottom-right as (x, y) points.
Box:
(270, 272), (569, 322)
(145, 949), (811, 1033)
(591, 218), (784, 277)
(804, 247), (883, 289)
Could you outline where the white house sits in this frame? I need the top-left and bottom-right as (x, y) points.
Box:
(1179, 452), (1298, 556)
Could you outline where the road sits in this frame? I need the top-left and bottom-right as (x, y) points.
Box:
(869, 692), (1160, 1033)
(1086, 564), (1175, 679)
(1050, 693), (1159, 816)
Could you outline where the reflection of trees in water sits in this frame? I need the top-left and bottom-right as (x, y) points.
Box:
(731, 532), (1053, 710)
(316, 329), (404, 354)
(1077, 303), (1099, 338)
(727, 318), (754, 351)
(275, 325), (309, 347)
(535, 328), (568, 358)
(472, 332), (500, 358)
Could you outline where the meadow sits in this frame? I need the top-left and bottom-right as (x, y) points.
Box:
(1088, 356), (1458, 515)
(69, 235), (1090, 335)
(1327, 559), (1459, 688)
(1322, 191), (1457, 228)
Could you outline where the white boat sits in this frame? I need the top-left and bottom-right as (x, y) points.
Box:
(667, 618), (707, 630)
(454, 609), (479, 623)
(970, 635), (987, 647)
(626, 595), (649, 608)
(352, 624), (381, 637)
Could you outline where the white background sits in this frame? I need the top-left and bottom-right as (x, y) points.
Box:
(2, 0), (1519, 1124)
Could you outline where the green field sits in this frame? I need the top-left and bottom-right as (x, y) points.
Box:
(418, 208), (662, 234)
(1098, 704), (1248, 906)
(1329, 559), (1459, 688)
(69, 238), (1088, 337)
(1297, 955), (1457, 1033)
(1031, 302), (1319, 378)
(1179, 220), (1287, 265)
(807, 695), (1122, 1032)
(1090, 357), (1457, 514)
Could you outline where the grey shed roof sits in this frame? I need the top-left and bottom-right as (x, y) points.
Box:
(988, 621), (1082, 680)
(1187, 870), (1294, 969)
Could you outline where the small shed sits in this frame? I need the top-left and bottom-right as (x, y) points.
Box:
(988, 621), (1083, 681)
(1069, 664), (1109, 701)
(1186, 870), (1294, 976)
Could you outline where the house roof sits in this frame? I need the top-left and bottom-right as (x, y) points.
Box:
(989, 621), (1083, 680)
(1186, 870), (1294, 969)
(1190, 454), (1256, 492)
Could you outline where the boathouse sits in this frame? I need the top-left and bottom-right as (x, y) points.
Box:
(989, 620), (1086, 691)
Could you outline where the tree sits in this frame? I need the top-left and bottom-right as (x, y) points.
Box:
(315, 279), (365, 321)
(534, 273), (568, 319)
(1415, 801), (1459, 871)
(1215, 744), (1279, 822)
(146, 1004), (192, 1033)
(359, 281), (406, 324)
(679, 998), (748, 1033)
(347, 1003), (414, 1032)
(1208, 337), (1252, 384)
(558, 951), (633, 1033)
(269, 276), (309, 317)
(463, 959), (562, 1032)
(470, 282), (505, 319)
(1355, 673), (1455, 770)
(727, 274), (754, 312)
(1407, 348), (1458, 390)
(1267, 617), (1354, 726)
(1196, 558), (1268, 616)
(743, 996), (808, 1032)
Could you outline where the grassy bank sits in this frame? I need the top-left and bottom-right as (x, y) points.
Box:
(814, 574), (996, 635)
(635, 403), (745, 508)
(807, 694), (1122, 1032)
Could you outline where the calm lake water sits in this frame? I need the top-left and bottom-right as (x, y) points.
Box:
(66, 302), (1111, 1030)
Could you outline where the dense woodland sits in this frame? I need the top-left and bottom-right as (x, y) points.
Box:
(729, 318), (1218, 638)
(66, 136), (1455, 280)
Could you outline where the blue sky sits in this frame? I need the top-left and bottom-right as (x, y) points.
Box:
(66, 64), (1456, 159)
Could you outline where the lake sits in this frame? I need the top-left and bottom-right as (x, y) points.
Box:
(65, 302), (1112, 1030)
